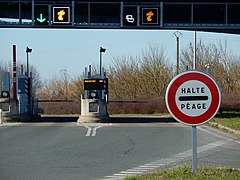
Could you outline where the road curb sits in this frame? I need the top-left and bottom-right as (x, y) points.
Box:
(209, 122), (240, 136)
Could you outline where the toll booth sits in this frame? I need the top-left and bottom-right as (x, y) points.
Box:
(0, 70), (20, 122)
(78, 66), (110, 123)
(0, 71), (11, 112)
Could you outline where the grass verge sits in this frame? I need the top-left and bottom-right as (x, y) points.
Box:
(125, 165), (240, 180)
(211, 118), (240, 131)
(211, 112), (240, 131)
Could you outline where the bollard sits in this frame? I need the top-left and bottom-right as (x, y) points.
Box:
(0, 109), (2, 124)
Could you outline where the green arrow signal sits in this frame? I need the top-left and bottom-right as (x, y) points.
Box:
(37, 14), (46, 23)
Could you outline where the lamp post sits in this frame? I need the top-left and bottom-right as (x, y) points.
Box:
(99, 47), (106, 76)
(173, 31), (182, 74)
(26, 47), (32, 77)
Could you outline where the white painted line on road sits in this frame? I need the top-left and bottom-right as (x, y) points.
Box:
(148, 163), (165, 166)
(199, 126), (240, 144)
(112, 173), (129, 176)
(85, 126), (92, 136)
(104, 176), (120, 179)
(100, 139), (230, 180)
(139, 165), (159, 168)
(171, 140), (227, 160)
(144, 163), (165, 166)
(155, 158), (176, 163)
(198, 140), (227, 153)
(104, 176), (117, 178)
(85, 126), (103, 136)
(92, 126), (102, 136)
(133, 167), (157, 170)
(129, 168), (149, 172)
(133, 167), (158, 170)
(120, 171), (143, 174)
(79, 123), (112, 137)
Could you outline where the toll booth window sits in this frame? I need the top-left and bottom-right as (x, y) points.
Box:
(163, 4), (191, 24)
(75, 3), (88, 24)
(193, 4), (225, 24)
(90, 3), (120, 23)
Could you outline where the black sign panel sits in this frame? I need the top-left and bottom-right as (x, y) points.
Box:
(123, 6), (138, 26)
(84, 79), (104, 90)
(52, 6), (71, 24)
(141, 7), (159, 25)
(35, 5), (48, 25)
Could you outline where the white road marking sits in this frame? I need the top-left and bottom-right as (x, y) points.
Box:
(100, 139), (230, 180)
(147, 162), (165, 166)
(120, 171), (143, 174)
(92, 126), (102, 136)
(78, 123), (112, 126)
(199, 126), (240, 144)
(128, 168), (149, 172)
(133, 167), (156, 170)
(197, 140), (228, 153)
(104, 176), (116, 178)
(144, 163), (165, 166)
(112, 174), (128, 176)
(85, 126), (93, 136)
(84, 126), (106, 136)
(80, 123), (112, 137)
(139, 165), (159, 168)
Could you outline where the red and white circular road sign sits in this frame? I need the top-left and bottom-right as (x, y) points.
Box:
(165, 70), (221, 126)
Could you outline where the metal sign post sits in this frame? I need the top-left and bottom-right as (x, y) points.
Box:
(165, 70), (221, 174)
(192, 31), (197, 173)
(192, 125), (197, 173)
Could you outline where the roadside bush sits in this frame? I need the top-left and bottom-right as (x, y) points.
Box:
(221, 91), (240, 108)
(107, 98), (167, 115)
(38, 102), (80, 115)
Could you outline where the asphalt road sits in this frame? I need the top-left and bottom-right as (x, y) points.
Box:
(0, 116), (239, 180)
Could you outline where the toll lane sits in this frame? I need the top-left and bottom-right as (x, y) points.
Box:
(0, 117), (239, 180)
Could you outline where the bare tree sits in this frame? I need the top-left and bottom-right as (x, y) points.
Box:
(0, 61), (42, 99)
(39, 69), (78, 100)
(72, 74), (84, 101)
(29, 65), (42, 98)
(108, 44), (173, 100)
(180, 40), (240, 92)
